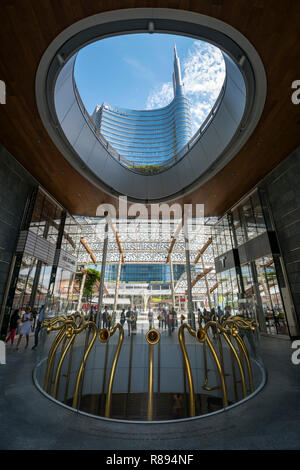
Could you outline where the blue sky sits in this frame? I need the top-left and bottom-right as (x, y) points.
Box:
(74, 33), (226, 134)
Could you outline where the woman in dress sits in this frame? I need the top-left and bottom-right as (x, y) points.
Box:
(15, 306), (32, 350)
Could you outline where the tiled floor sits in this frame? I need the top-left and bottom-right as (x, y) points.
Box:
(0, 332), (299, 450)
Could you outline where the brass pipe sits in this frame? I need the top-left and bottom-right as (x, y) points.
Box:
(72, 322), (98, 409)
(224, 318), (255, 394)
(104, 324), (124, 418)
(125, 325), (134, 419)
(178, 324), (196, 417)
(148, 343), (154, 421)
(230, 346), (239, 401)
(77, 322), (93, 409)
(233, 333), (254, 393)
(99, 328), (110, 413)
(205, 334), (228, 407)
(204, 322), (228, 407)
(127, 327), (134, 394)
(52, 334), (76, 399)
(221, 330), (247, 399)
(145, 329), (160, 421)
(44, 326), (68, 393)
(63, 338), (75, 404)
(202, 340), (221, 392)
(157, 339), (161, 394)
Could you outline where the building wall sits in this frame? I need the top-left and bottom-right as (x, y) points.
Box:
(95, 98), (192, 166)
(0, 144), (37, 328)
(260, 146), (300, 334)
(105, 263), (185, 283)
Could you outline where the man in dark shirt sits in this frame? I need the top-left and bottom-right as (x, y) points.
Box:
(31, 304), (45, 350)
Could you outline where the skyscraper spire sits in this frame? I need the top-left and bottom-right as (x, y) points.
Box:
(174, 43), (178, 58)
(172, 43), (183, 97)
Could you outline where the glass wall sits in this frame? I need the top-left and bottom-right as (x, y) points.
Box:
(105, 263), (185, 284)
(212, 190), (291, 337)
(2, 187), (82, 333)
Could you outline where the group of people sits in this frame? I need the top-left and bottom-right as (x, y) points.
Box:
(119, 306), (139, 336)
(157, 308), (177, 335)
(5, 304), (45, 351)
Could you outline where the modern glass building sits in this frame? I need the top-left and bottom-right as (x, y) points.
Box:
(105, 263), (185, 284)
(92, 45), (192, 168)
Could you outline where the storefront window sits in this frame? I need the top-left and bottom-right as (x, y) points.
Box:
(13, 255), (37, 309)
(255, 257), (288, 335)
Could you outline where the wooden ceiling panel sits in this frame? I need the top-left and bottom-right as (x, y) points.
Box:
(0, 1), (299, 217)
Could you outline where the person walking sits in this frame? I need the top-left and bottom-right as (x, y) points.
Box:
(31, 309), (37, 332)
(5, 309), (20, 346)
(197, 308), (202, 327)
(171, 308), (176, 331)
(167, 311), (173, 335)
(162, 308), (167, 329)
(102, 306), (109, 328)
(15, 307), (32, 350)
(31, 304), (45, 350)
(133, 306), (138, 331)
(148, 309), (153, 329)
(120, 309), (126, 327)
(126, 307), (132, 336)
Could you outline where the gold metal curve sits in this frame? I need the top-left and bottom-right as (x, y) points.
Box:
(72, 322), (98, 409)
(104, 323), (124, 418)
(99, 327), (110, 343)
(43, 319), (75, 393)
(178, 324), (196, 417)
(145, 328), (160, 345)
(52, 333), (76, 399)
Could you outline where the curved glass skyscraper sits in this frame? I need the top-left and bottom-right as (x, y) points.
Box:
(92, 46), (192, 168)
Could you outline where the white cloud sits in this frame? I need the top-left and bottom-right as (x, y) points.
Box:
(146, 41), (226, 134)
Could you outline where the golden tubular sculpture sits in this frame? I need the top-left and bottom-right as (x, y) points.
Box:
(52, 327), (76, 399)
(203, 322), (229, 408)
(146, 329), (161, 421)
(224, 318), (255, 393)
(210, 321), (248, 400)
(43, 319), (75, 394)
(234, 333), (254, 393)
(99, 327), (110, 343)
(63, 337), (75, 404)
(178, 323), (196, 417)
(72, 322), (98, 409)
(99, 329), (110, 414)
(201, 329), (221, 392)
(104, 324), (124, 418)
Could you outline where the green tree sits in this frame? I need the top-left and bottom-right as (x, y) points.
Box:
(83, 268), (101, 303)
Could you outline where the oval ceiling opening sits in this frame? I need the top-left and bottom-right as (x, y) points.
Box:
(73, 33), (226, 175)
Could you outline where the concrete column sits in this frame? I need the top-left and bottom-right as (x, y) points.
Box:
(113, 253), (122, 314)
(250, 261), (267, 333)
(184, 229), (194, 328)
(169, 254), (175, 309)
(77, 267), (87, 312)
(200, 255), (212, 311)
(97, 220), (109, 327)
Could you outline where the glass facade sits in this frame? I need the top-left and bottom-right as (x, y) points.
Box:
(3, 188), (82, 330)
(92, 46), (192, 169)
(105, 263), (185, 284)
(211, 189), (291, 336)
